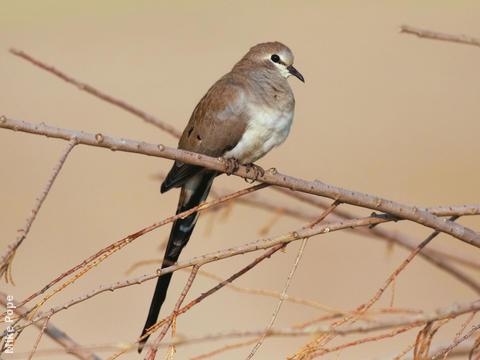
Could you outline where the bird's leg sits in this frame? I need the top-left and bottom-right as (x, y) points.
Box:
(224, 158), (240, 176)
(244, 163), (265, 183)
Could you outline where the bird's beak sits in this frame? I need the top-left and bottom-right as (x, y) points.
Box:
(287, 65), (305, 83)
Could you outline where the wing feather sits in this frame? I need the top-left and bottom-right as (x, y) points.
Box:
(161, 74), (249, 192)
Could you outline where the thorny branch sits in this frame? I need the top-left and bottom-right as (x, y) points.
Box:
(1, 117), (479, 249)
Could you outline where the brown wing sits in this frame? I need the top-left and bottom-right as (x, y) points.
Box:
(161, 74), (249, 192)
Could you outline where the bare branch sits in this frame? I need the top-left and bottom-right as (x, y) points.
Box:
(160, 300), (480, 346)
(0, 292), (101, 360)
(357, 217), (464, 322)
(27, 315), (50, 360)
(0, 138), (77, 282)
(9, 49), (182, 138)
(400, 25), (480, 48)
(8, 208), (478, 337)
(3, 182), (268, 319)
(277, 188), (480, 292)
(1, 117), (479, 248)
(246, 238), (308, 359)
(146, 265), (200, 360)
(431, 323), (480, 359)
(247, 201), (340, 358)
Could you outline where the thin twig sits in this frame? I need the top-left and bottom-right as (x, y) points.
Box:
(9, 49), (182, 138)
(291, 216), (462, 357)
(246, 238), (308, 359)
(0, 292), (101, 360)
(246, 201), (340, 358)
(1, 117), (479, 248)
(311, 324), (418, 358)
(27, 315), (51, 360)
(431, 323), (480, 359)
(0, 138), (77, 282)
(132, 300), (480, 347)
(146, 265), (200, 360)
(128, 262), (344, 313)
(192, 338), (260, 360)
(354, 216), (460, 319)
(400, 25), (480, 48)
(115, 244), (288, 360)
(8, 213), (479, 336)
(278, 187), (480, 294)
(3, 183), (268, 320)
(441, 311), (477, 359)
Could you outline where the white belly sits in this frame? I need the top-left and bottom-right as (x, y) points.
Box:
(224, 105), (293, 164)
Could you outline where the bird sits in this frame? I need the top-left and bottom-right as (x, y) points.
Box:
(138, 41), (304, 352)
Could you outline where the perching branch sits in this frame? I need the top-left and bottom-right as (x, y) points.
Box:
(1, 116), (479, 249)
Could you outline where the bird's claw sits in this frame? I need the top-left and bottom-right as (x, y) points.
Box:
(224, 158), (239, 176)
(244, 163), (265, 184)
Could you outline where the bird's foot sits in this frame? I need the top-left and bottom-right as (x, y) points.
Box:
(224, 158), (240, 176)
(244, 163), (265, 183)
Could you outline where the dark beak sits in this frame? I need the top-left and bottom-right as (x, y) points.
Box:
(287, 65), (305, 83)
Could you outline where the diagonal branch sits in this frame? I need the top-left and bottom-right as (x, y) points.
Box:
(0, 292), (101, 360)
(246, 201), (340, 359)
(1, 117), (479, 248)
(1, 183), (268, 319)
(7, 209), (479, 338)
(0, 138), (78, 282)
(146, 265), (200, 360)
(9, 49), (182, 138)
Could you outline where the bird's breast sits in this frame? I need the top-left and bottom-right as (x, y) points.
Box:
(223, 103), (294, 164)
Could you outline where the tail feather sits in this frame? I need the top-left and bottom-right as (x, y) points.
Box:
(138, 171), (215, 353)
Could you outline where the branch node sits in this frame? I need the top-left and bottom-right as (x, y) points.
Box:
(95, 133), (104, 143)
(268, 167), (278, 175)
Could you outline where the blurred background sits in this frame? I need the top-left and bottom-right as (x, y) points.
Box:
(1, 1), (479, 359)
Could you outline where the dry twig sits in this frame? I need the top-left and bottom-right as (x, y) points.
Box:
(400, 25), (480, 48)
(5, 210), (479, 337)
(146, 265), (200, 360)
(9, 49), (182, 138)
(0, 138), (77, 282)
(0, 292), (101, 360)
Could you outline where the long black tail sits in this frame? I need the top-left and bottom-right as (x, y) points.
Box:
(138, 172), (214, 353)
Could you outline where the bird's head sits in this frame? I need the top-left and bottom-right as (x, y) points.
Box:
(239, 41), (305, 83)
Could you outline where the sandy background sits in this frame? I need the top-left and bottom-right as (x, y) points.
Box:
(1, 1), (479, 359)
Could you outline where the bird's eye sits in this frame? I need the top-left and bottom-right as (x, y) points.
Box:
(271, 54), (280, 63)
